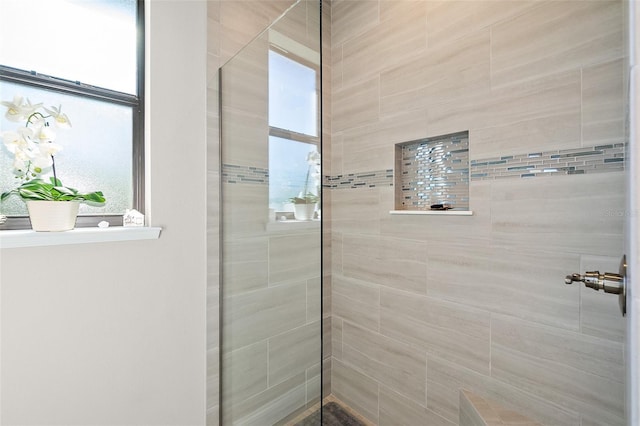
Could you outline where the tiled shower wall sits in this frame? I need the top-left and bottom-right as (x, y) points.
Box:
(207, 1), (331, 424)
(329, 1), (626, 425)
(207, 1), (298, 424)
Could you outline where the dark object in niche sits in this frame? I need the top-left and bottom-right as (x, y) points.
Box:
(430, 203), (452, 210)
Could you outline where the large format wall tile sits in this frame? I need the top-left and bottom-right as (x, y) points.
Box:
(269, 321), (321, 386)
(332, 274), (380, 332)
(490, 173), (625, 256)
(222, 342), (268, 409)
(582, 59), (625, 146)
(427, 243), (580, 330)
(342, 323), (426, 405)
(491, 342), (624, 425)
(342, 234), (428, 294)
(331, 0), (379, 46)
(341, 109), (428, 173)
(268, 232), (321, 284)
(222, 281), (307, 351)
(225, 373), (306, 425)
(491, 0), (623, 88)
(331, 358), (379, 424)
(381, 30), (490, 118)
(427, 357), (580, 426)
(342, 1), (426, 89)
(379, 385), (454, 426)
(222, 236), (268, 296)
(380, 288), (490, 375)
(332, 76), (379, 133)
(425, 1), (537, 49)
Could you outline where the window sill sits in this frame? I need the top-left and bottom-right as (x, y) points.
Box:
(389, 210), (473, 216)
(0, 226), (162, 249)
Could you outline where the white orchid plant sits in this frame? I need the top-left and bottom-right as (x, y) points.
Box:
(290, 149), (321, 204)
(0, 96), (105, 205)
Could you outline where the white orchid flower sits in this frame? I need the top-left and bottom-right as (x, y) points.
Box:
(34, 125), (56, 143)
(12, 156), (29, 174)
(38, 142), (63, 157)
(31, 152), (53, 169)
(0, 96), (41, 122)
(3, 128), (33, 154)
(44, 105), (72, 128)
(306, 150), (321, 165)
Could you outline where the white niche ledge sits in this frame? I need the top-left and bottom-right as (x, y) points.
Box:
(0, 226), (162, 249)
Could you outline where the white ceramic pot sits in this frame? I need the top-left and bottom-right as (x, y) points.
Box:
(293, 203), (316, 221)
(26, 200), (80, 232)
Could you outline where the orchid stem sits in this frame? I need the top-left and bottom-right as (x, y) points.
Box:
(51, 156), (58, 184)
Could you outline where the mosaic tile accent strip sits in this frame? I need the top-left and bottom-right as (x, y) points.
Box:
(470, 143), (625, 180)
(399, 131), (470, 210)
(224, 144), (625, 188)
(222, 163), (269, 185)
(322, 169), (394, 189)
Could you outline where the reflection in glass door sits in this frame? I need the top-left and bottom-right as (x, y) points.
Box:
(219, 1), (322, 424)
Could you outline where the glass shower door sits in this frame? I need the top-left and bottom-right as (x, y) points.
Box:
(219, 1), (322, 424)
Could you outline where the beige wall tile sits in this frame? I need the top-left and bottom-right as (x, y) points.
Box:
(331, 188), (382, 235)
(582, 59), (625, 146)
(268, 232), (321, 284)
(332, 274), (380, 332)
(380, 288), (490, 375)
(425, 1), (537, 49)
(427, 357), (580, 426)
(342, 109), (428, 173)
(305, 364), (321, 405)
(323, 315), (332, 360)
(428, 70), (581, 159)
(332, 316), (343, 360)
(269, 321), (321, 386)
(491, 343), (624, 425)
(427, 243), (580, 330)
(342, 234), (428, 294)
(222, 237), (268, 296)
(307, 277), (322, 324)
(342, 322), (426, 405)
(222, 281), (307, 351)
(220, 0), (296, 64)
(331, 0), (379, 46)
(332, 76), (379, 133)
(492, 314), (624, 385)
(381, 30), (490, 118)
(490, 173), (625, 256)
(222, 341), (268, 408)
(322, 357), (332, 398)
(331, 358), (379, 424)
(342, 1), (426, 88)
(226, 373), (306, 425)
(221, 183), (269, 236)
(379, 385), (454, 426)
(220, 109), (269, 168)
(491, 1), (623, 88)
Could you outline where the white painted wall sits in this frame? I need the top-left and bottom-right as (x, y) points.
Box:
(0, 1), (208, 424)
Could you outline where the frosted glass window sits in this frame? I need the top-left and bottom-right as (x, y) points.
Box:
(0, 81), (133, 216)
(0, 0), (138, 94)
(268, 51), (318, 136)
(269, 136), (318, 211)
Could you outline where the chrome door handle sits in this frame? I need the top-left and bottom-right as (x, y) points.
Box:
(565, 255), (626, 316)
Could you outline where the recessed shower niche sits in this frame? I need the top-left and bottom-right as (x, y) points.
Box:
(392, 131), (472, 215)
